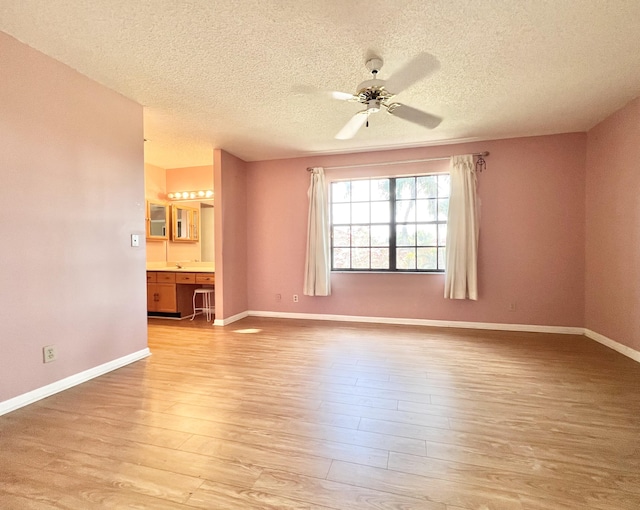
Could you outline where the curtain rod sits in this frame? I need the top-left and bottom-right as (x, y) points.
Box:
(307, 151), (489, 172)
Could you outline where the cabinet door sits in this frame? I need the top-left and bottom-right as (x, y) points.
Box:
(147, 283), (177, 312)
(155, 283), (177, 312)
(172, 205), (200, 242)
(147, 283), (158, 311)
(146, 202), (169, 240)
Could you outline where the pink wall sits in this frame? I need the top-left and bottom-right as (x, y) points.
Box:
(145, 163), (167, 201)
(246, 134), (587, 327)
(166, 165), (214, 192)
(0, 33), (148, 403)
(214, 150), (248, 319)
(585, 97), (640, 351)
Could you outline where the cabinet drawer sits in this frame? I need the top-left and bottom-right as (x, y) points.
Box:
(175, 272), (196, 283)
(196, 273), (215, 284)
(156, 272), (176, 283)
(147, 272), (157, 283)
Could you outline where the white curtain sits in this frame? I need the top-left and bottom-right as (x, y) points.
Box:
(444, 155), (479, 300)
(303, 167), (331, 296)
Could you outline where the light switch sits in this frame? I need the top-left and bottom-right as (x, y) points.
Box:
(131, 234), (140, 247)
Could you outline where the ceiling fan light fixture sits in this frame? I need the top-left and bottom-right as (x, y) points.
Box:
(367, 99), (381, 113)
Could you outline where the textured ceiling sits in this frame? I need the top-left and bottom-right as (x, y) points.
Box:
(2, 1), (640, 168)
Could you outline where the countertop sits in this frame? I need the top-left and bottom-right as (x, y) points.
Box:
(147, 266), (215, 273)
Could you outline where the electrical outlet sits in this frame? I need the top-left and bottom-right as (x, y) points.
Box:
(276, 293), (282, 302)
(508, 302), (517, 312)
(293, 294), (299, 303)
(43, 345), (57, 363)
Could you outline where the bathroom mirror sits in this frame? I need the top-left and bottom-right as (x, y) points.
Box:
(146, 201), (169, 240)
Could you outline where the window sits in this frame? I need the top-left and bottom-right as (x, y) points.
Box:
(330, 174), (450, 272)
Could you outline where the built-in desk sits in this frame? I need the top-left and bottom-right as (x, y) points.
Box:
(147, 270), (215, 319)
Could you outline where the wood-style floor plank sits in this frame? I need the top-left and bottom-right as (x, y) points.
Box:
(252, 469), (446, 510)
(186, 478), (337, 510)
(1, 316), (639, 509)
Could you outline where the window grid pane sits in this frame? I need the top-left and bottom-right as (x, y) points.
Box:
(371, 179), (390, 200)
(397, 248), (416, 270)
(352, 225), (370, 247)
(371, 201), (390, 223)
(333, 226), (350, 247)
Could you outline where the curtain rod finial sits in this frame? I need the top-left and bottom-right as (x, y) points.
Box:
(475, 152), (488, 172)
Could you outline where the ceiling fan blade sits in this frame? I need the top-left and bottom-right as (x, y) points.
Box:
(291, 85), (356, 101)
(335, 112), (368, 139)
(385, 52), (440, 94)
(331, 91), (358, 101)
(386, 103), (442, 129)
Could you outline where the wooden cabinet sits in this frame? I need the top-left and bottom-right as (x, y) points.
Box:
(146, 271), (214, 318)
(147, 272), (178, 313)
(146, 201), (170, 240)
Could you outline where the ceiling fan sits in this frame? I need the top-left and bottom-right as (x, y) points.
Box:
(332, 53), (442, 140)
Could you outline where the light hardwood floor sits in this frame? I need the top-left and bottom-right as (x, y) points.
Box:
(2, 317), (640, 509)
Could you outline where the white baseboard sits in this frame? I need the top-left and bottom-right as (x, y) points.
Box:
(215, 310), (640, 365)
(0, 348), (151, 417)
(584, 329), (640, 363)
(247, 310), (584, 335)
(213, 310), (249, 326)
(4, 325), (634, 418)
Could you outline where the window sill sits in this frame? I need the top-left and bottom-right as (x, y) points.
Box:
(331, 270), (444, 275)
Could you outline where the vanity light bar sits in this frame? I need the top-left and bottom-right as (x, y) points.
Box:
(167, 190), (214, 200)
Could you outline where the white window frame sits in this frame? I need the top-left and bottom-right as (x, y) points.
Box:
(329, 173), (450, 273)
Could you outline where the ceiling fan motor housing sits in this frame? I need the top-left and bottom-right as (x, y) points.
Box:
(356, 81), (394, 104)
